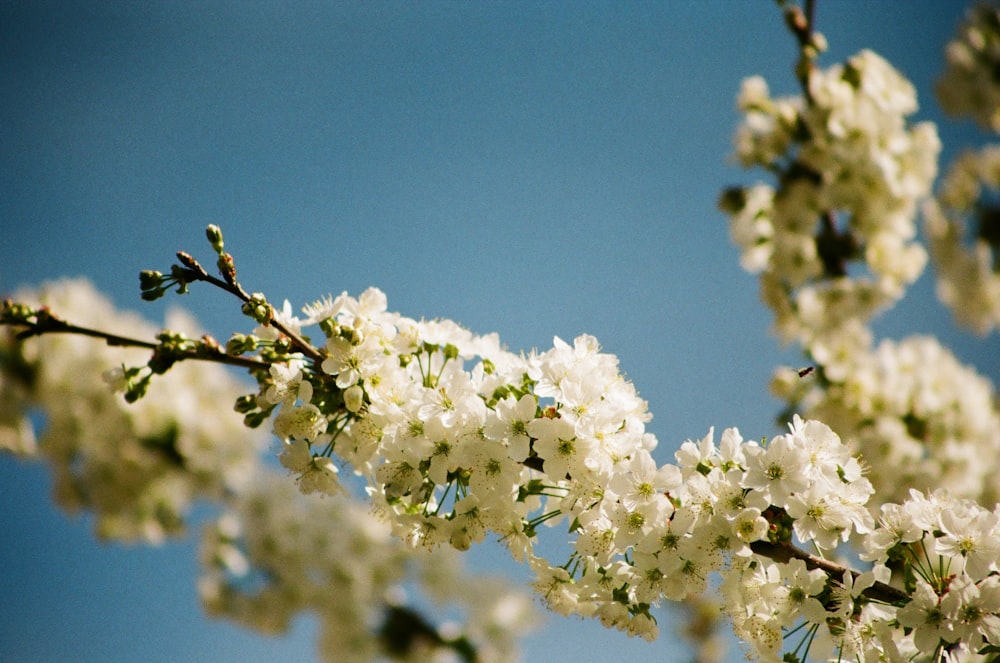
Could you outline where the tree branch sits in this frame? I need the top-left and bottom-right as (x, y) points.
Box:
(2, 303), (268, 372)
(174, 251), (326, 366)
(751, 540), (909, 605)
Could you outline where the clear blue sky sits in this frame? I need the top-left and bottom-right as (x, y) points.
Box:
(1, 2), (994, 662)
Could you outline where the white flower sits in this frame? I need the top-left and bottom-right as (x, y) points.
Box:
(273, 403), (327, 442)
(897, 579), (952, 651)
(278, 439), (343, 496)
(731, 507), (768, 549)
(861, 502), (924, 563)
(482, 394), (536, 462)
(941, 575), (1000, 647)
(299, 292), (348, 325)
(527, 416), (591, 480)
(936, 506), (1000, 581)
(261, 360), (313, 406)
(785, 483), (856, 550)
(529, 556), (581, 617)
(780, 558), (828, 624)
(741, 432), (810, 505)
(321, 335), (381, 388)
(608, 449), (680, 513)
(462, 437), (523, 503)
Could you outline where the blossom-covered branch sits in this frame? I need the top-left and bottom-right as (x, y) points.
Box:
(0, 278), (535, 663)
(4, 2), (1000, 662)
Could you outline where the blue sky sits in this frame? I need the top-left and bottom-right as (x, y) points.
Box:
(1, 2), (995, 662)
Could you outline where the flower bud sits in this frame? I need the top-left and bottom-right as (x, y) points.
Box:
(241, 293), (272, 325)
(205, 224), (225, 254)
(344, 384), (364, 412)
(139, 270), (167, 301)
(226, 333), (257, 355)
(0, 300), (35, 323)
(233, 394), (258, 414)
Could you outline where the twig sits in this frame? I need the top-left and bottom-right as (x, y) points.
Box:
(174, 251), (325, 366)
(751, 540), (909, 605)
(3, 309), (268, 372)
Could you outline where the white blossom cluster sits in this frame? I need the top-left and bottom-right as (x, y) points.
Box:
(0, 278), (536, 662)
(924, 145), (1000, 335)
(936, 3), (1000, 132)
(200, 473), (535, 663)
(251, 288), (1000, 658)
(725, 486), (1000, 663)
(773, 334), (1000, 507)
(7, 4), (1000, 660)
(713, 13), (1000, 660)
(0, 278), (264, 543)
(724, 50), (940, 358)
(253, 288), (900, 651)
(864, 490), (1000, 661)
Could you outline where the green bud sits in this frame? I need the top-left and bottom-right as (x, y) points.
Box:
(233, 394), (258, 413)
(124, 374), (152, 403)
(138, 270), (167, 301)
(243, 410), (269, 428)
(241, 293), (272, 325)
(169, 264), (194, 294)
(1, 301), (36, 324)
(205, 224), (225, 254)
(226, 333), (258, 355)
(139, 270), (164, 290)
(490, 385), (511, 404)
(318, 317), (339, 338)
(148, 348), (178, 375)
(342, 325), (362, 345)
(443, 343), (459, 360)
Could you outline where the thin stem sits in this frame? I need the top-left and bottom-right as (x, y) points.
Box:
(804, 0), (815, 32)
(782, 0), (818, 102)
(176, 251), (325, 365)
(5, 315), (267, 372)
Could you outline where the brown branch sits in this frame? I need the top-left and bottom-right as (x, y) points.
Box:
(175, 251), (325, 366)
(751, 540), (909, 605)
(4, 316), (268, 372)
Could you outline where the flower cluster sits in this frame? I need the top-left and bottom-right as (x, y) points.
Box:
(200, 472), (535, 663)
(10, 267), (1000, 662)
(725, 482), (1000, 663)
(773, 334), (1000, 509)
(924, 145), (1000, 335)
(670, 418), (884, 661)
(0, 278), (264, 542)
(7, 4), (1000, 662)
(266, 305), (998, 661)
(0, 278), (536, 662)
(234, 285), (896, 648)
(715, 15), (1000, 658)
(863, 490), (1000, 661)
(936, 3), (1000, 133)
(723, 49), (940, 359)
